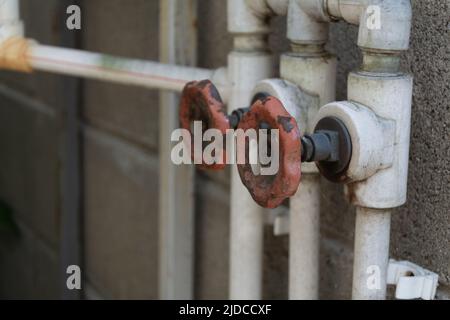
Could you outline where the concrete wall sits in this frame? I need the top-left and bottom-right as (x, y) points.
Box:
(0, 0), (448, 300)
(0, 0), (70, 299)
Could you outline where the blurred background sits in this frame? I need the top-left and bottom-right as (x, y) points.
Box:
(0, 0), (448, 299)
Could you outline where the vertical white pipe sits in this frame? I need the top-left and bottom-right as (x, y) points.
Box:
(318, 0), (412, 301)
(228, 51), (273, 299)
(229, 169), (265, 299)
(352, 207), (391, 300)
(282, 1), (336, 299)
(158, 0), (197, 299)
(347, 71), (413, 300)
(0, 0), (23, 40)
(281, 51), (336, 300)
(288, 174), (321, 298)
(0, 0), (20, 21)
(347, 73), (412, 300)
(227, 0), (276, 300)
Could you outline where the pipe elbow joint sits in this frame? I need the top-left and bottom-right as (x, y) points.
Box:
(228, 0), (280, 35)
(357, 0), (412, 52)
(287, 0), (329, 44)
(246, 0), (289, 17)
(228, 0), (290, 35)
(300, 0), (412, 52)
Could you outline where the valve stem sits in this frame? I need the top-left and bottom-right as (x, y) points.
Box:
(301, 131), (340, 163)
(229, 107), (250, 129)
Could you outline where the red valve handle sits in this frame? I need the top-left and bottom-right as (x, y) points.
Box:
(237, 96), (302, 208)
(179, 80), (230, 170)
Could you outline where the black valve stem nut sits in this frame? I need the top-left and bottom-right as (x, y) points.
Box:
(229, 107), (250, 129)
(301, 131), (340, 163)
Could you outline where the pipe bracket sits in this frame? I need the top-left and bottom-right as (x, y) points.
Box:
(387, 259), (439, 300)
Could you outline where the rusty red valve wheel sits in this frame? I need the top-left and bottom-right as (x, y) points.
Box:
(179, 81), (350, 206)
(179, 80), (231, 170)
(237, 96), (302, 209)
(236, 95), (352, 208)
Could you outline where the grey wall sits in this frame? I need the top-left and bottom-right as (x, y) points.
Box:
(0, 0), (72, 299)
(0, 0), (448, 299)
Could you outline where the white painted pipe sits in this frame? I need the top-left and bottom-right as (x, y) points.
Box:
(281, 5), (337, 299)
(158, 0), (198, 300)
(315, 71), (413, 300)
(0, 0), (20, 21)
(289, 174), (321, 299)
(0, 0), (23, 40)
(347, 72), (413, 300)
(295, 0), (412, 300)
(228, 0), (277, 300)
(282, 53), (337, 299)
(27, 44), (229, 95)
(346, 72), (413, 209)
(287, 0), (328, 44)
(246, 0), (289, 17)
(352, 207), (391, 300)
(249, 79), (324, 298)
(298, 0), (412, 52)
(228, 50), (273, 300)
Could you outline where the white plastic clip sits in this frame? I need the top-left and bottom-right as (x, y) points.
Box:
(265, 206), (289, 236)
(387, 259), (439, 300)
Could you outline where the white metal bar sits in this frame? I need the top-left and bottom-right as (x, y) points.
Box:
(352, 207), (391, 300)
(158, 0), (197, 300)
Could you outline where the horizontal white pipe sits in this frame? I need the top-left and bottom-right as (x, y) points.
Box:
(27, 44), (227, 94)
(352, 207), (391, 300)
